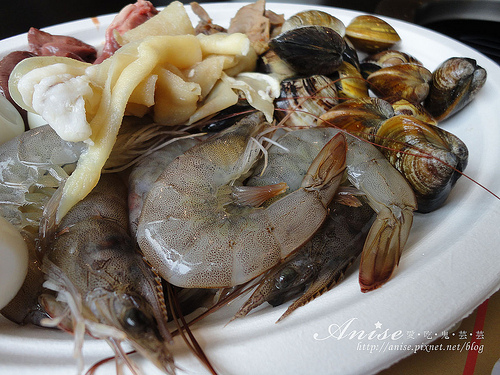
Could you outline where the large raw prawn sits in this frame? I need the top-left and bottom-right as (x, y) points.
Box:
(41, 174), (175, 375)
(136, 111), (348, 288)
(241, 127), (416, 294)
(0, 125), (178, 374)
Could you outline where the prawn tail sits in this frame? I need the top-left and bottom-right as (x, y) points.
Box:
(359, 207), (413, 292)
(232, 182), (288, 207)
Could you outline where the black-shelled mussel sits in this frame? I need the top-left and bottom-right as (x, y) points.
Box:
(424, 57), (487, 121)
(269, 25), (346, 76)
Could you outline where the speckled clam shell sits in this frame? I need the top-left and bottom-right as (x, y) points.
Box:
(375, 115), (468, 212)
(281, 10), (346, 37)
(367, 63), (432, 103)
(424, 57), (487, 121)
(319, 97), (394, 135)
(345, 15), (401, 53)
(275, 75), (339, 128)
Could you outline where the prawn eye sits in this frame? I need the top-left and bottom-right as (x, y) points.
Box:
(276, 267), (299, 289)
(123, 307), (151, 333)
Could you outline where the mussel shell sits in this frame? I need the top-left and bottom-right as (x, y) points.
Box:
(281, 10), (346, 37)
(345, 15), (401, 53)
(319, 97), (394, 135)
(386, 97), (437, 125)
(367, 63), (432, 103)
(424, 57), (487, 121)
(331, 61), (369, 100)
(275, 74), (339, 127)
(375, 115), (468, 212)
(269, 25), (346, 76)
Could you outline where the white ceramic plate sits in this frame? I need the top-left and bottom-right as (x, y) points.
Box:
(1, 2), (500, 375)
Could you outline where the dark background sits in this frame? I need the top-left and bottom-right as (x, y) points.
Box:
(0, 0), (499, 63)
(0, 0), (393, 39)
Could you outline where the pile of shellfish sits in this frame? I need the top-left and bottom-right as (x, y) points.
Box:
(259, 9), (486, 212)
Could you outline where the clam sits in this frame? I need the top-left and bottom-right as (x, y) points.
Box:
(332, 61), (369, 100)
(281, 10), (346, 37)
(360, 50), (422, 78)
(342, 37), (361, 71)
(322, 98), (468, 212)
(259, 49), (296, 80)
(345, 15), (401, 54)
(367, 63), (432, 103)
(319, 97), (394, 134)
(274, 74), (339, 127)
(375, 115), (468, 212)
(269, 25), (345, 76)
(424, 57), (487, 121)
(386, 97), (437, 125)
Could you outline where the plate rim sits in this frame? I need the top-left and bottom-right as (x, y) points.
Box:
(1, 2), (500, 375)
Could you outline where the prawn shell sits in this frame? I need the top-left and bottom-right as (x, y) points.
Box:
(375, 115), (468, 212)
(367, 63), (432, 103)
(269, 25), (346, 76)
(424, 57), (487, 121)
(345, 15), (401, 53)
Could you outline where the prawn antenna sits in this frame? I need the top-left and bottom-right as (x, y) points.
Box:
(166, 283), (218, 375)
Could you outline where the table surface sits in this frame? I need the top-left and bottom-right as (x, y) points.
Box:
(380, 290), (500, 375)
